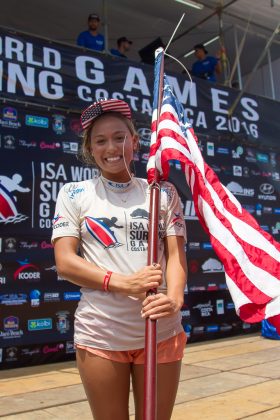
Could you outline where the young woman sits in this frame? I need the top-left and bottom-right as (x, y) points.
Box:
(52, 99), (187, 420)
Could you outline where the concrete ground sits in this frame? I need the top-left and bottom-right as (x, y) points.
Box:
(0, 333), (280, 419)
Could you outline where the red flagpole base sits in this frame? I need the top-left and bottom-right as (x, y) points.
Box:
(144, 317), (157, 420)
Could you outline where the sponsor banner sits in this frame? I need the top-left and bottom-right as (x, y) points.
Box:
(0, 30), (279, 367)
(0, 28), (280, 146)
(182, 292), (261, 342)
(1, 341), (75, 368)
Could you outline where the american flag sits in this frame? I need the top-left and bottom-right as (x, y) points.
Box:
(147, 50), (280, 333)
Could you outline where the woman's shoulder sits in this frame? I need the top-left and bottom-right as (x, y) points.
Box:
(134, 176), (148, 184)
(160, 181), (180, 207)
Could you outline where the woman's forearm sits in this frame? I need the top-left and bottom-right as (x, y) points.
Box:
(164, 235), (187, 311)
(54, 237), (162, 295)
(55, 250), (126, 292)
(166, 267), (186, 310)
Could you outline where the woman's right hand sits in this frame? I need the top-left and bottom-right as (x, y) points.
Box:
(123, 264), (162, 295)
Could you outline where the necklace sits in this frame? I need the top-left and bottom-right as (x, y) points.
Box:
(119, 193), (130, 203)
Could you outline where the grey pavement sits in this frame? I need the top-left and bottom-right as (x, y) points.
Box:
(1, 333), (280, 419)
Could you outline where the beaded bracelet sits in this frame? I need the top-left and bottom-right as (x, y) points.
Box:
(103, 271), (112, 292)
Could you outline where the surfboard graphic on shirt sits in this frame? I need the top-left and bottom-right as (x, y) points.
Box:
(171, 212), (183, 224)
(52, 214), (64, 225)
(85, 216), (123, 249)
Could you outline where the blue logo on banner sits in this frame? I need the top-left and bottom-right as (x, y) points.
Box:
(30, 289), (41, 299)
(0, 293), (27, 305)
(28, 318), (52, 331)
(256, 153), (269, 163)
(183, 324), (192, 338)
(63, 292), (81, 301)
(202, 242), (212, 250)
(217, 147), (230, 154)
(243, 204), (255, 214)
(260, 225), (270, 232)
(4, 316), (19, 330)
(206, 325), (219, 332)
(25, 115), (49, 128)
(3, 107), (18, 121)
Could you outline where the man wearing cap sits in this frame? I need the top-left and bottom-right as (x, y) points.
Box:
(110, 37), (132, 59)
(77, 14), (105, 52)
(191, 43), (221, 82)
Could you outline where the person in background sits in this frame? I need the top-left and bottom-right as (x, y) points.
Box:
(110, 36), (132, 58)
(77, 13), (105, 52)
(191, 43), (222, 82)
(52, 98), (187, 420)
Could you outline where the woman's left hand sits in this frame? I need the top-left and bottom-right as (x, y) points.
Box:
(141, 293), (181, 320)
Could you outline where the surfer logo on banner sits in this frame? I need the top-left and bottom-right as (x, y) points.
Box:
(0, 173), (30, 224)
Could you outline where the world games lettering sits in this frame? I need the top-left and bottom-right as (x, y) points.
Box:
(1, 28), (279, 145)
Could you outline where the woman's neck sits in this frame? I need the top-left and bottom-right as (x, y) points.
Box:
(100, 171), (133, 184)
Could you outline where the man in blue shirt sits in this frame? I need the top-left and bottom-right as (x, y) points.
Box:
(77, 14), (105, 52)
(191, 44), (221, 82)
(110, 37), (132, 59)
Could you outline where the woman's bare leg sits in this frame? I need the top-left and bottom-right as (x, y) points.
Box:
(131, 360), (181, 420)
(76, 348), (131, 420)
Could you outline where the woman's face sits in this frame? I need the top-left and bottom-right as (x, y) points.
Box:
(90, 114), (137, 182)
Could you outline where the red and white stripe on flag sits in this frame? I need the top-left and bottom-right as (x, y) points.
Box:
(147, 71), (280, 333)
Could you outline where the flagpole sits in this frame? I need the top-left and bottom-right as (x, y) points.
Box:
(144, 47), (165, 420)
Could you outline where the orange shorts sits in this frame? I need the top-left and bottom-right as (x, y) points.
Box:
(76, 331), (186, 365)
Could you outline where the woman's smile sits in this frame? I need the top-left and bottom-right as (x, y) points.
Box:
(105, 156), (122, 163)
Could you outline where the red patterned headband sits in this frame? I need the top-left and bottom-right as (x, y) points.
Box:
(80, 99), (132, 129)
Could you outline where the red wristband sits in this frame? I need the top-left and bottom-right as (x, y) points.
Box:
(103, 271), (112, 292)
